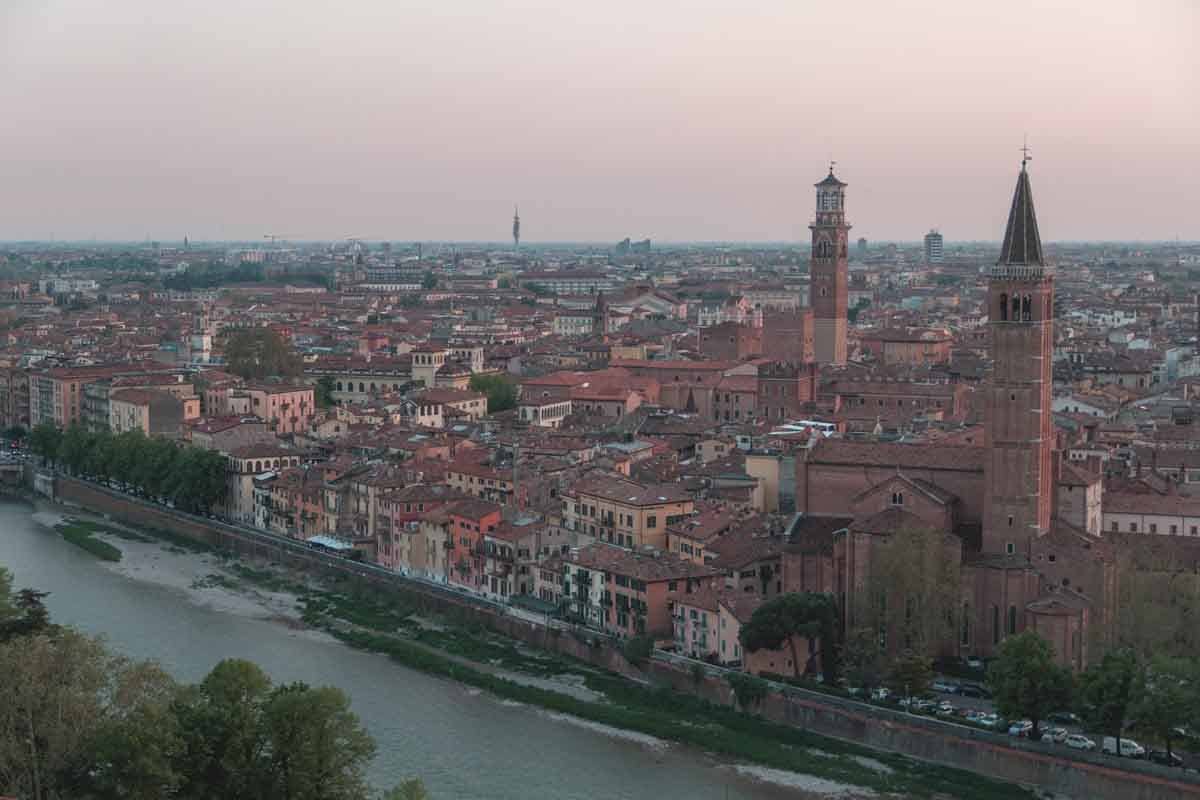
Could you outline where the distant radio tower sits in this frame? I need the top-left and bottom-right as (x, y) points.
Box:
(512, 205), (521, 250)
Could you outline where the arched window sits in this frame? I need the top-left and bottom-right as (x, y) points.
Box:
(1022, 295), (1032, 321)
(336, 381), (343, 391)
(961, 602), (970, 646)
(1011, 295), (1020, 319)
(1007, 605), (1017, 635)
(358, 382), (365, 393)
(992, 605), (1000, 644)
(999, 293), (1008, 321)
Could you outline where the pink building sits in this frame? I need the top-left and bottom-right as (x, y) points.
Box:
(242, 383), (314, 435)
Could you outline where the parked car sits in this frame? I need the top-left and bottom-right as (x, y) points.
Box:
(1102, 737), (1146, 758)
(911, 698), (937, 712)
(870, 687), (891, 702)
(1008, 720), (1033, 737)
(931, 679), (961, 694)
(1047, 711), (1081, 726)
(978, 713), (1002, 729)
(1043, 726), (1068, 743)
(965, 656), (984, 670)
(958, 683), (993, 699)
(936, 701), (956, 716)
(1065, 734), (1096, 751)
(1149, 750), (1184, 767)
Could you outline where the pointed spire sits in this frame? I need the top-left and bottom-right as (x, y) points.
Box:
(998, 160), (1044, 267)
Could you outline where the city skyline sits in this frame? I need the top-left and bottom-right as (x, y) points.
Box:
(2, 0), (1197, 242)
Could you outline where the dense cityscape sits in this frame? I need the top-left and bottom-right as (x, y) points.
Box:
(2, 160), (1200, 798)
(2, 1), (1198, 798)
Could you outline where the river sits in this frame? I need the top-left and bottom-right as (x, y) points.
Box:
(0, 502), (836, 800)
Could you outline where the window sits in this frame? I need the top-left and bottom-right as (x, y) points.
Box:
(961, 602), (970, 646)
(992, 606), (1000, 645)
(890, 491), (904, 506)
(1048, 554), (1056, 563)
(647, 515), (657, 528)
(1007, 605), (1017, 635)
(1130, 523), (1138, 533)
(1150, 523), (1158, 534)
(1111, 521), (1119, 532)
(1006, 542), (1015, 555)
(998, 294), (1008, 321)
(1008, 515), (1014, 527)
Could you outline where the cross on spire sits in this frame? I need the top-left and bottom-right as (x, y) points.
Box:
(1020, 135), (1032, 169)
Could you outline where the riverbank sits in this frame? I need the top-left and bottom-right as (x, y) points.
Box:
(26, 499), (1030, 800)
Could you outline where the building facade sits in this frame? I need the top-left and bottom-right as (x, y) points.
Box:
(810, 168), (850, 366)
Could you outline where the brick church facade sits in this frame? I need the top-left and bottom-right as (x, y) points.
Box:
(786, 161), (1113, 670)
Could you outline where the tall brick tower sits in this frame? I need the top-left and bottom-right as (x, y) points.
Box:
(810, 166), (850, 365)
(982, 155), (1055, 556)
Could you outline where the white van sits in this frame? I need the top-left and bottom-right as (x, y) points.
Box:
(1102, 737), (1145, 758)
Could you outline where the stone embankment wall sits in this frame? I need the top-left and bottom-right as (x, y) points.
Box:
(55, 477), (1200, 800)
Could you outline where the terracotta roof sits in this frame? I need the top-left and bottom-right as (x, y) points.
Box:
(566, 474), (692, 506)
(810, 439), (984, 472)
(567, 542), (719, 583)
(1104, 490), (1200, 516)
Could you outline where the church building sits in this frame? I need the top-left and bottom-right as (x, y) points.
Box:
(786, 159), (1113, 670)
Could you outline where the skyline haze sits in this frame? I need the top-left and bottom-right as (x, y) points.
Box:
(2, 0), (1197, 243)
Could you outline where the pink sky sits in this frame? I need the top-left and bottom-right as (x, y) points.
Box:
(1, 0), (1196, 242)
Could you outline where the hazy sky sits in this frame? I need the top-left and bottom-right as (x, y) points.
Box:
(1, 0), (1197, 243)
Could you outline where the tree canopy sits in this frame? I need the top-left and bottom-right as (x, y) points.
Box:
(468, 373), (517, 414)
(855, 523), (960, 659)
(224, 328), (302, 381)
(1132, 655), (1200, 758)
(0, 575), (425, 800)
(1078, 648), (1138, 755)
(740, 592), (839, 680)
(987, 631), (1073, 739)
(55, 426), (228, 514)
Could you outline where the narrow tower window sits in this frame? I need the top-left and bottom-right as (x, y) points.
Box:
(999, 293), (1008, 321)
(1022, 295), (1032, 321)
(1011, 296), (1021, 319)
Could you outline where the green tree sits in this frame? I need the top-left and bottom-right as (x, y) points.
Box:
(173, 658), (273, 800)
(987, 631), (1073, 740)
(886, 649), (934, 700)
(29, 422), (62, 465)
(224, 328), (302, 380)
(856, 523), (960, 659)
(1131, 655), (1197, 759)
(262, 682), (376, 800)
(420, 271), (438, 290)
(58, 423), (92, 475)
(0, 630), (182, 800)
(315, 375), (338, 408)
(740, 592), (839, 680)
(622, 634), (654, 666)
(2, 425), (25, 442)
(840, 627), (886, 696)
(382, 778), (429, 800)
(1079, 648), (1138, 755)
(468, 374), (518, 414)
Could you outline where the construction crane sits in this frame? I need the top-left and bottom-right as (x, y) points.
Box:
(264, 234), (292, 248)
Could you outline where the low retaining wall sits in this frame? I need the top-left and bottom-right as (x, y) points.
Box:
(53, 476), (1200, 800)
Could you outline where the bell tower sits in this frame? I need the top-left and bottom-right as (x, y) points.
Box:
(810, 165), (850, 365)
(982, 155), (1055, 556)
